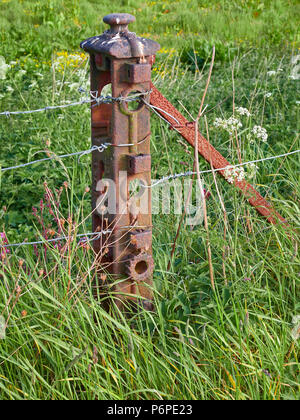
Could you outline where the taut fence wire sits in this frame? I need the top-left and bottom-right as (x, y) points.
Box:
(1, 144), (111, 172)
(0, 90), (151, 117)
(146, 149), (300, 187)
(1, 231), (112, 249)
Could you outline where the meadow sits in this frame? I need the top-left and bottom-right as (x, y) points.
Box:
(0, 0), (299, 400)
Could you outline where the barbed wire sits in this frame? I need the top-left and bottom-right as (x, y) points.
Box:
(1, 230), (113, 249)
(1, 144), (111, 172)
(1, 84), (298, 252)
(0, 89), (151, 172)
(0, 90), (150, 117)
(147, 149), (300, 187)
(1, 225), (150, 250)
(1, 135), (151, 173)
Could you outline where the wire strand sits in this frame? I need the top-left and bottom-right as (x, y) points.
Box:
(0, 91), (151, 117)
(1, 144), (111, 172)
(1, 231), (112, 249)
(147, 149), (300, 187)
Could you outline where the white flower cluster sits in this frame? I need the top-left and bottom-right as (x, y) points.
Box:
(264, 92), (272, 98)
(252, 125), (268, 142)
(236, 107), (251, 117)
(247, 162), (258, 179)
(267, 69), (283, 77)
(214, 116), (242, 135)
(223, 166), (245, 184)
(0, 56), (10, 80)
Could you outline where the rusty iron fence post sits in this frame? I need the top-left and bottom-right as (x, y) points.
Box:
(80, 14), (160, 310)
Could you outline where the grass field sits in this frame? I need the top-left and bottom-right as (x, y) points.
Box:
(0, 0), (299, 400)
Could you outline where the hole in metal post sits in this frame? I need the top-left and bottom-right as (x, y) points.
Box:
(127, 90), (144, 112)
(101, 83), (112, 97)
(135, 260), (148, 275)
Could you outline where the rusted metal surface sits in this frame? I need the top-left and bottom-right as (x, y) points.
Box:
(150, 83), (288, 226)
(128, 154), (151, 174)
(130, 230), (152, 251)
(80, 13), (160, 59)
(123, 63), (152, 83)
(81, 14), (159, 309)
(126, 253), (154, 282)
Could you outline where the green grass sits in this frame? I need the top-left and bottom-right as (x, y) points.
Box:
(0, 0), (299, 400)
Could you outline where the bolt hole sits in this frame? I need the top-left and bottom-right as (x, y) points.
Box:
(135, 260), (148, 275)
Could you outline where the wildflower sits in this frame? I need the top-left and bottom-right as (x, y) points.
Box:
(267, 70), (276, 76)
(100, 274), (107, 282)
(68, 82), (80, 91)
(29, 80), (38, 89)
(236, 107), (251, 117)
(6, 86), (14, 93)
(264, 92), (272, 98)
(262, 369), (272, 378)
(252, 125), (268, 142)
(17, 69), (26, 77)
(223, 166), (245, 184)
(78, 237), (90, 250)
(203, 189), (211, 199)
(0, 232), (10, 259)
(0, 56), (10, 80)
(247, 162), (258, 179)
(92, 346), (98, 365)
(214, 116), (242, 135)
(291, 315), (300, 340)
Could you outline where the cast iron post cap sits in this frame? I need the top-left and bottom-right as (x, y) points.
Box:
(80, 13), (160, 58)
(103, 13), (135, 33)
(103, 13), (135, 26)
